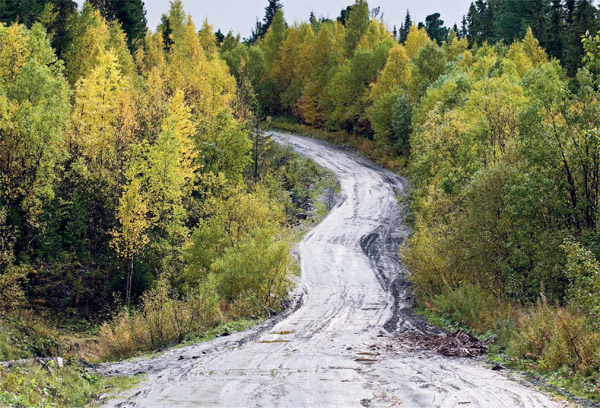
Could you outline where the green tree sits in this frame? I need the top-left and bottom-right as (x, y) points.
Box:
(343, 0), (370, 58)
(0, 23), (70, 236)
(424, 13), (449, 45)
(399, 10), (411, 43)
(249, 0), (283, 44)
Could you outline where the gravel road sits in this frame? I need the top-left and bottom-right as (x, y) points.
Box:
(102, 132), (561, 408)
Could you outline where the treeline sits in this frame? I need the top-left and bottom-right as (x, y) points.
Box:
(244, 0), (600, 394)
(393, 1), (599, 76)
(461, 0), (598, 76)
(0, 0), (333, 361)
(220, 0), (425, 161)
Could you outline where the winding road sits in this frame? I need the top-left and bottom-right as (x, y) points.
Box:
(104, 132), (561, 408)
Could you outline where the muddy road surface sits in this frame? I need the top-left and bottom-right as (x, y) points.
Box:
(103, 132), (560, 408)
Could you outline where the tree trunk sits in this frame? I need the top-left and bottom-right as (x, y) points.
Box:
(126, 256), (133, 305)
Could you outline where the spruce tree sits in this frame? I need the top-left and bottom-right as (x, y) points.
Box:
(547, 0), (564, 60)
(0, 0), (77, 57)
(399, 10), (411, 43)
(248, 0), (283, 44)
(90, 0), (147, 51)
(259, 0), (283, 38)
(460, 15), (468, 38)
(564, 0), (598, 74)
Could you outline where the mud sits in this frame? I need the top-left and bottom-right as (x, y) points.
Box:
(101, 132), (563, 408)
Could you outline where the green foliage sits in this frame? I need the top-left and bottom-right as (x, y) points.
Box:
(343, 0), (370, 58)
(90, 0), (147, 52)
(368, 87), (412, 155)
(0, 363), (137, 407)
(563, 239), (600, 329)
(0, 23), (70, 229)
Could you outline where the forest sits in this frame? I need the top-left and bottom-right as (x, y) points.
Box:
(1, 0), (600, 405)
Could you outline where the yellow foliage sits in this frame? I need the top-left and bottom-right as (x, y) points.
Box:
(0, 24), (27, 82)
(369, 44), (411, 100)
(404, 25), (431, 59)
(112, 178), (149, 261)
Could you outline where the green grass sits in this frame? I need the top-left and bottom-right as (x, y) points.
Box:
(0, 363), (140, 407)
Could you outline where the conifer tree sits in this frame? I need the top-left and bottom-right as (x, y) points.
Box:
(399, 10), (411, 43)
(547, 0), (564, 60)
(90, 0), (147, 51)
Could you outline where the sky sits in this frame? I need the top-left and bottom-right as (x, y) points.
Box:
(75, 1), (474, 39)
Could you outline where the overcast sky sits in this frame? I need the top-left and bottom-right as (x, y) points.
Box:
(75, 1), (474, 38)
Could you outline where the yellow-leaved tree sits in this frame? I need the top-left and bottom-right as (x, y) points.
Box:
(112, 178), (149, 305)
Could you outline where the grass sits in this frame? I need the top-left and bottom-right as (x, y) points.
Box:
(0, 362), (140, 407)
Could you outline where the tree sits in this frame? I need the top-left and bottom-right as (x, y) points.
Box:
(564, 0), (598, 75)
(547, 0), (564, 60)
(112, 178), (149, 305)
(0, 23), (70, 234)
(369, 44), (410, 100)
(249, 0), (283, 44)
(369, 87), (412, 155)
(404, 25), (431, 59)
(337, 5), (355, 25)
(410, 42), (447, 100)
(69, 50), (134, 191)
(90, 0), (147, 51)
(424, 13), (449, 45)
(343, 0), (370, 58)
(399, 10), (411, 43)
(259, 9), (286, 115)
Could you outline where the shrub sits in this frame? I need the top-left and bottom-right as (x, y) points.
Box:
(562, 238), (600, 330)
(98, 278), (221, 360)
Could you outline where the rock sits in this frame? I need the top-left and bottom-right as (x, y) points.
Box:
(491, 364), (506, 371)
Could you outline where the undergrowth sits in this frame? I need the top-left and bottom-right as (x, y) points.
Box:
(0, 363), (139, 407)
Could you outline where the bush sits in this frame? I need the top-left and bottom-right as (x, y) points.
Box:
(430, 284), (503, 334)
(98, 278), (221, 360)
(563, 238), (600, 330)
(0, 312), (61, 360)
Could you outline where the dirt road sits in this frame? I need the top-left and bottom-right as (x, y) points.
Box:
(103, 132), (560, 407)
